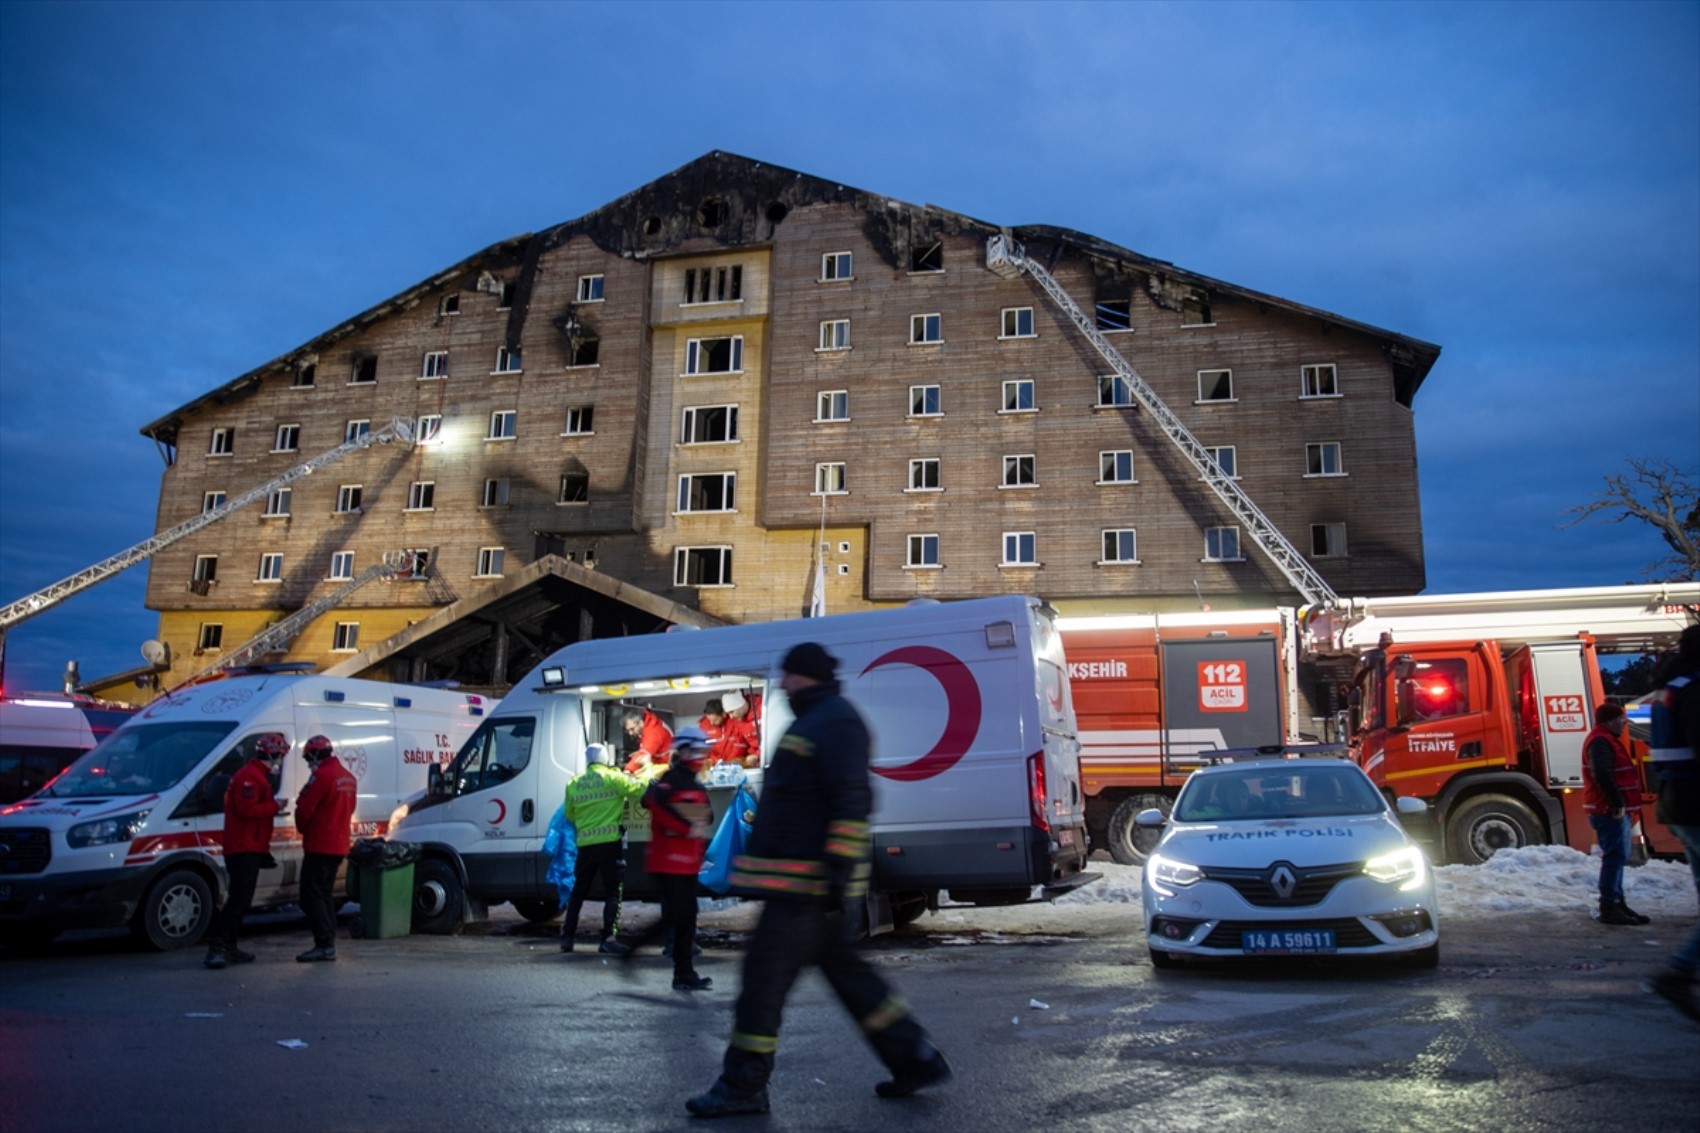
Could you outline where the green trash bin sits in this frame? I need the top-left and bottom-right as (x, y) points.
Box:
(347, 839), (419, 940)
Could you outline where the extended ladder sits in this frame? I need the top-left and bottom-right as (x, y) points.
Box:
(985, 234), (1338, 608)
(0, 417), (415, 632)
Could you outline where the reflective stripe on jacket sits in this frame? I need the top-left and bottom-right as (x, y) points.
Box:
(566, 763), (645, 845)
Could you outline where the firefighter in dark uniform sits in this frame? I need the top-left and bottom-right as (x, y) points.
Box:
(685, 642), (951, 1118)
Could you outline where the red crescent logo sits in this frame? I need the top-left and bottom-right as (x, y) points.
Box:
(487, 799), (507, 825)
(863, 645), (981, 782)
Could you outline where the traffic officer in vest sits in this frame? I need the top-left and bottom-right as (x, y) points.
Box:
(295, 734), (358, 962)
(1646, 623), (1700, 1021)
(204, 732), (289, 969)
(1580, 702), (1648, 926)
(686, 642), (950, 1119)
(561, 743), (646, 954)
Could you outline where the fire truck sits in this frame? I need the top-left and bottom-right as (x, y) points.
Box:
(1060, 582), (1699, 865)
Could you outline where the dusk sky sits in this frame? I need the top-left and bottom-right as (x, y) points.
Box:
(2, 1), (1696, 693)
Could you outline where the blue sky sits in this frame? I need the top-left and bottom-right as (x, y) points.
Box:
(2, 0), (1696, 693)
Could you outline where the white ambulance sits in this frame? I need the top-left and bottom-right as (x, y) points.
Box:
(0, 672), (490, 950)
(391, 595), (1095, 934)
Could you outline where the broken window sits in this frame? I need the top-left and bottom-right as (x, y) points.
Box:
(1311, 523), (1348, 558)
(677, 472), (737, 513)
(498, 280), (517, 309)
(407, 481), (436, 511)
(439, 294), (460, 316)
(558, 471), (589, 504)
(681, 404), (738, 443)
(909, 313), (942, 344)
(577, 275), (604, 302)
(685, 336), (743, 374)
(1182, 291), (1213, 326)
(1197, 369), (1234, 402)
(697, 198), (727, 227)
(193, 555), (219, 584)
(683, 265), (743, 305)
(292, 363), (316, 388)
(568, 334), (600, 367)
(1095, 297), (1131, 332)
(209, 428), (234, 456)
(330, 552), (354, 581)
(351, 356), (377, 384)
(814, 464), (847, 495)
(404, 549), (431, 579)
(1002, 380), (1035, 412)
(336, 485), (362, 514)
(482, 479), (510, 507)
(198, 623), (223, 651)
(815, 391), (848, 422)
(911, 241), (943, 272)
(820, 251), (852, 281)
(333, 622), (360, 651)
(1302, 363), (1339, 398)
(674, 546), (733, 586)
(564, 406), (595, 435)
(908, 458), (940, 491)
(476, 547), (506, 577)
(1002, 454), (1036, 488)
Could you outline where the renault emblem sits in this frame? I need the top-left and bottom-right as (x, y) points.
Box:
(1268, 864), (1298, 899)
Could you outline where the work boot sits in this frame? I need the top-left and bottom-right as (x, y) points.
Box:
(598, 936), (632, 956)
(1618, 902), (1652, 925)
(875, 1049), (953, 1099)
(1645, 967), (1700, 1023)
(203, 947), (228, 970)
(296, 945), (338, 962)
(685, 1079), (769, 1117)
(226, 945), (257, 964)
(1598, 904), (1641, 926)
(672, 974), (713, 991)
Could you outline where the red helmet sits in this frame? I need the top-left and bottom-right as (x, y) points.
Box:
(254, 733), (289, 760)
(303, 734), (334, 762)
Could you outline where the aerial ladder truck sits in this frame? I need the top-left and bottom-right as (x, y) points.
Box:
(0, 417), (416, 681)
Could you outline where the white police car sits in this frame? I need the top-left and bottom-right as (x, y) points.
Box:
(1139, 755), (1439, 969)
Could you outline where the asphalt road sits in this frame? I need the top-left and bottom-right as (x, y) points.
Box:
(2, 900), (1698, 1133)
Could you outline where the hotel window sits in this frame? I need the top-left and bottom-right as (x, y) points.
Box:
(814, 463), (847, 496)
(350, 356), (377, 384)
(1182, 291), (1213, 326)
(209, 427), (234, 456)
(497, 280), (516, 309)
(273, 424), (300, 453)
(677, 473), (736, 513)
(1311, 523), (1348, 558)
(567, 333), (600, 367)
(821, 251), (853, 281)
(197, 623), (223, 651)
(494, 346), (522, 374)
(1001, 532), (1037, 566)
(1198, 369), (1234, 402)
(1001, 454), (1036, 488)
(674, 546), (733, 587)
(1099, 450), (1135, 484)
(1096, 296), (1131, 332)
(909, 385), (942, 417)
(683, 265), (742, 305)
(907, 458), (941, 492)
(329, 551), (354, 581)
(909, 313), (942, 344)
(202, 491), (226, 515)
(488, 410), (517, 440)
(906, 534), (940, 568)
(1101, 529), (1139, 564)
(482, 478), (510, 507)
(1205, 526), (1242, 562)
(564, 406), (595, 435)
(1000, 307), (1035, 338)
(1305, 442), (1345, 477)
(911, 241), (943, 272)
(559, 470), (589, 504)
(421, 351), (448, 380)
(1205, 446), (1238, 478)
(407, 481), (436, 511)
(681, 404), (738, 444)
(193, 555), (218, 584)
(404, 549), (431, 579)
(336, 485), (362, 514)
(344, 419), (370, 444)
(818, 319), (850, 351)
(1096, 374), (1134, 408)
(292, 363), (316, 388)
(815, 390), (849, 422)
(438, 294), (460, 316)
(415, 414), (443, 444)
(332, 622), (360, 651)
(476, 547), (506, 578)
(263, 488), (291, 517)
(257, 553), (284, 582)
(1001, 379), (1035, 413)
(577, 274), (604, 302)
(1302, 363), (1339, 398)
(685, 336), (743, 375)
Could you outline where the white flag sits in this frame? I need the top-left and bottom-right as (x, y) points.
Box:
(808, 557), (826, 618)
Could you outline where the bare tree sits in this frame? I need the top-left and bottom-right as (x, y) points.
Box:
(1563, 458), (1700, 580)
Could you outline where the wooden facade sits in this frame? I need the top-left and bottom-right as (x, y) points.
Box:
(124, 152), (1439, 698)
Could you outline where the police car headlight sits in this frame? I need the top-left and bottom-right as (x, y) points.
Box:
(1364, 845), (1426, 891)
(67, 809), (152, 848)
(1147, 852), (1203, 895)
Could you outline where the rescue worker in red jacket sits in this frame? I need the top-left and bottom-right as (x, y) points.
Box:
(712, 691), (759, 768)
(624, 728), (715, 990)
(623, 707), (673, 775)
(205, 732), (289, 970)
(1581, 702), (1648, 926)
(294, 734), (357, 962)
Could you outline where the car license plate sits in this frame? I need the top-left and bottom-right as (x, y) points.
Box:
(1241, 929), (1336, 954)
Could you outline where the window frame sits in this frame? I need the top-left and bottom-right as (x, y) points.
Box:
(905, 533), (940, 569)
(563, 406), (595, 436)
(1197, 369), (1235, 403)
(1001, 454), (1037, 489)
(329, 551), (355, 581)
(674, 545), (734, 588)
(815, 390), (849, 423)
(1095, 297), (1132, 333)
(999, 307), (1036, 339)
(482, 478), (510, 508)
(1000, 379), (1036, 414)
(415, 414), (443, 445)
(680, 404), (738, 445)
(262, 487), (291, 518)
(1301, 363), (1340, 399)
(209, 427), (234, 457)
(257, 552), (284, 583)
(909, 384), (942, 418)
(820, 251), (853, 282)
(421, 350), (449, 380)
(906, 458), (941, 493)
(1310, 522), (1348, 558)
(475, 547), (506, 578)
(332, 622), (360, 652)
(1305, 441), (1346, 477)
(909, 313), (943, 345)
(197, 623), (224, 651)
(817, 319), (851, 352)
(202, 491), (226, 515)
(493, 346), (523, 375)
(1205, 445), (1239, 479)
(813, 463), (848, 496)
(487, 410), (517, 441)
(272, 424), (300, 453)
(1096, 374), (1135, 408)
(406, 481), (436, 512)
(335, 485), (363, 515)
(1098, 450), (1136, 484)
(682, 265), (743, 306)
(676, 472), (738, 514)
(684, 336), (744, 376)
(1204, 525), (1243, 563)
(192, 555), (218, 584)
(558, 470), (589, 505)
(1100, 528), (1139, 564)
(349, 356), (377, 385)
(344, 419), (371, 444)
(576, 274), (605, 303)
(1001, 531), (1038, 567)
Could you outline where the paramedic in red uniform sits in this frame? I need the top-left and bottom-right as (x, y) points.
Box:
(624, 728), (715, 990)
(715, 690), (760, 768)
(1581, 703), (1648, 927)
(294, 734), (358, 962)
(623, 707), (673, 774)
(686, 643), (950, 1119)
(204, 732), (289, 970)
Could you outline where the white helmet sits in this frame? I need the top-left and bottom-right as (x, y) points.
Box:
(584, 743), (612, 766)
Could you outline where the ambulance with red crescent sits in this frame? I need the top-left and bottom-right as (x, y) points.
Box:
(390, 595), (1094, 934)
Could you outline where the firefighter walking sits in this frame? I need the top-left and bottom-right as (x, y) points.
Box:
(686, 643), (950, 1118)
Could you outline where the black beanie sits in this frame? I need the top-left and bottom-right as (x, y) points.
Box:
(781, 642), (838, 681)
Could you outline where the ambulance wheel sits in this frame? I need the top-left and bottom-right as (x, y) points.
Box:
(134, 869), (213, 951)
(1444, 794), (1542, 865)
(513, 899), (561, 923)
(1148, 946), (1179, 970)
(411, 859), (464, 935)
(1107, 794), (1169, 866)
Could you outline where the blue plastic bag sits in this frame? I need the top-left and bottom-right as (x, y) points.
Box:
(699, 784), (756, 895)
(543, 804), (578, 906)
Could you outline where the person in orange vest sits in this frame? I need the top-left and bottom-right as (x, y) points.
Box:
(623, 707), (673, 774)
(294, 734), (358, 962)
(204, 732), (289, 969)
(1580, 702), (1648, 927)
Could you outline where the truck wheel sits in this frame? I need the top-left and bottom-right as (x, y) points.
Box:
(134, 869), (213, 951)
(512, 899), (561, 924)
(411, 859), (465, 935)
(1445, 794), (1542, 864)
(1106, 794), (1170, 866)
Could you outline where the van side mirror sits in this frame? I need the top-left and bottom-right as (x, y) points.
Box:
(1392, 655), (1417, 730)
